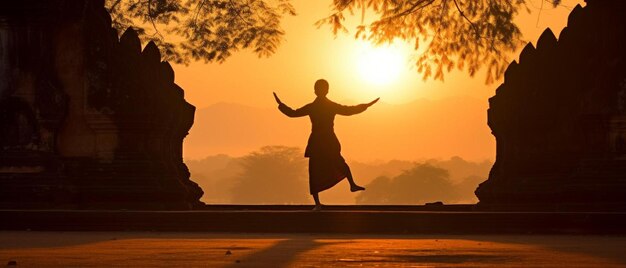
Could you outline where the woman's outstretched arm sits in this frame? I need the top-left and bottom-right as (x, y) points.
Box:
(274, 92), (310, 118)
(336, 97), (380, 116)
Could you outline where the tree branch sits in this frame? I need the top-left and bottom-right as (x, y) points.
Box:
(192, 0), (207, 29)
(147, 0), (164, 39)
(228, 0), (255, 28)
(108, 0), (123, 13)
(452, 0), (479, 39)
(380, 0), (435, 22)
(319, 0), (355, 23)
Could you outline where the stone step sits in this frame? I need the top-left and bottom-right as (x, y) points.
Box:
(1, 209), (625, 234)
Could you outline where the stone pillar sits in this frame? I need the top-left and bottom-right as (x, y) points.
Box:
(0, 0), (204, 209)
(476, 0), (626, 211)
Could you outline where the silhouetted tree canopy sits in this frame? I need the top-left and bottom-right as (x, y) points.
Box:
(319, 0), (564, 83)
(356, 163), (457, 204)
(106, 0), (562, 82)
(230, 146), (309, 204)
(106, 0), (296, 64)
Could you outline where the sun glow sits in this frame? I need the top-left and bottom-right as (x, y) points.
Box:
(356, 42), (406, 86)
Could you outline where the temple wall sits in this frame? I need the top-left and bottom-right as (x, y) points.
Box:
(0, 0), (203, 209)
(476, 0), (626, 211)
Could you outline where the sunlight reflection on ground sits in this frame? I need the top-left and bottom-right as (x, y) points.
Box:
(1, 232), (625, 267)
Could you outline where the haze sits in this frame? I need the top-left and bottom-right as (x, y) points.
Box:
(175, 0), (581, 163)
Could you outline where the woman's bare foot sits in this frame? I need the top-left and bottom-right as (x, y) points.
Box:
(350, 185), (365, 192)
(312, 204), (323, 211)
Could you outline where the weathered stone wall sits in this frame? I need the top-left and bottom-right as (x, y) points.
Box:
(0, 0), (203, 209)
(476, 0), (626, 211)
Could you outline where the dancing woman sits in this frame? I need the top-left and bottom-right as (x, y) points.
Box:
(274, 79), (379, 210)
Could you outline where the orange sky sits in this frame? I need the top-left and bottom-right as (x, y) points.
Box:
(174, 0), (584, 161)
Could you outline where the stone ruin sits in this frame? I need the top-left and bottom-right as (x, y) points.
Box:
(0, 0), (204, 209)
(476, 0), (626, 211)
(3, 0), (625, 212)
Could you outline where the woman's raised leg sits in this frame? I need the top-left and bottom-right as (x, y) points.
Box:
(345, 165), (365, 192)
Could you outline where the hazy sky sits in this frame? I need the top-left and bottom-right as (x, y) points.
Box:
(174, 0), (584, 161)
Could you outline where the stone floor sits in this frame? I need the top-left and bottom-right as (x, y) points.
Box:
(1, 232), (625, 267)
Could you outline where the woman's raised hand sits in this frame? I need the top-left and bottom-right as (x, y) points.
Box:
(367, 97), (380, 107)
(273, 92), (283, 105)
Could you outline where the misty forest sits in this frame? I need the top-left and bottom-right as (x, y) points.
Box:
(187, 146), (491, 204)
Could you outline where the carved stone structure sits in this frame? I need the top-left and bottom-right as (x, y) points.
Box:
(0, 0), (203, 209)
(476, 0), (626, 211)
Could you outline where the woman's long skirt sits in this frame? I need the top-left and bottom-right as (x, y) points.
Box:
(308, 155), (349, 194)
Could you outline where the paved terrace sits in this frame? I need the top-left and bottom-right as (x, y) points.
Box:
(2, 206), (626, 267)
(2, 232), (626, 267)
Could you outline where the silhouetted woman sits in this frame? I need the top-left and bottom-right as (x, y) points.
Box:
(274, 79), (379, 210)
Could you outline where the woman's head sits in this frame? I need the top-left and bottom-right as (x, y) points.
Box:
(314, 79), (329, 97)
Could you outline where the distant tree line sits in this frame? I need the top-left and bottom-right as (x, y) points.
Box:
(186, 146), (491, 204)
(355, 163), (484, 204)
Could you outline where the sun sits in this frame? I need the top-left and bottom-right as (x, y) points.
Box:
(356, 42), (405, 86)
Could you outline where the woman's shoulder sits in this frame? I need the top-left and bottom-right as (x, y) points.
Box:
(316, 97), (340, 106)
